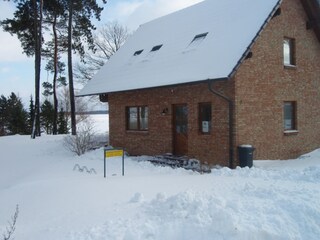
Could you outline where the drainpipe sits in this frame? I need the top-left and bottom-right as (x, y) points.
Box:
(208, 80), (234, 169)
(205, 2), (282, 168)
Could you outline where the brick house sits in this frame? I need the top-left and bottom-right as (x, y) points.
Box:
(80, 0), (320, 167)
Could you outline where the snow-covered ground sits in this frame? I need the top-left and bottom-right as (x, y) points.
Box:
(0, 133), (319, 239)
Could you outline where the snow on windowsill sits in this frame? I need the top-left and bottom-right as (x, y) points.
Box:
(284, 64), (297, 69)
(284, 130), (299, 135)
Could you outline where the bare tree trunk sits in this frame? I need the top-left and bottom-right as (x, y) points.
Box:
(31, 0), (38, 139)
(31, 0), (43, 138)
(52, 14), (58, 135)
(37, 0), (43, 136)
(68, 0), (77, 135)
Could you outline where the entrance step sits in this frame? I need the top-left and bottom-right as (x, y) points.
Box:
(148, 154), (211, 173)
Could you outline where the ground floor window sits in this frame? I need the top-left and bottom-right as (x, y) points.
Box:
(126, 106), (148, 131)
(283, 101), (297, 131)
(199, 103), (212, 134)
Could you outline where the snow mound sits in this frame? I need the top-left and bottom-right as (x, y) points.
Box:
(0, 135), (319, 240)
(73, 185), (320, 240)
(212, 165), (320, 183)
(129, 192), (145, 203)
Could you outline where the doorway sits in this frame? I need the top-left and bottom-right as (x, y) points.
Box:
(173, 104), (188, 156)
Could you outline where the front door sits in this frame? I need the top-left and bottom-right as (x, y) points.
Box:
(173, 104), (188, 156)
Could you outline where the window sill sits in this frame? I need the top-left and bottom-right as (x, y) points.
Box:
(126, 130), (149, 134)
(284, 64), (296, 70)
(284, 130), (299, 135)
(199, 132), (211, 136)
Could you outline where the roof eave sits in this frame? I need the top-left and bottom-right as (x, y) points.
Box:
(300, 0), (320, 42)
(77, 77), (229, 98)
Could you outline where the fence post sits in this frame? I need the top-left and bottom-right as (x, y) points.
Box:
(104, 148), (106, 178)
(122, 150), (124, 176)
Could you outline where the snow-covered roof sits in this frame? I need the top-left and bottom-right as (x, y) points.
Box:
(79, 0), (281, 96)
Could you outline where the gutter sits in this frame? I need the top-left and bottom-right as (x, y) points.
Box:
(301, 0), (320, 42)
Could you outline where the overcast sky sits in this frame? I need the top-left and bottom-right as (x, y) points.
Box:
(0, 0), (202, 105)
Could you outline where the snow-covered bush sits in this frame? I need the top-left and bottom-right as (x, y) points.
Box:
(63, 121), (95, 156)
(63, 118), (109, 156)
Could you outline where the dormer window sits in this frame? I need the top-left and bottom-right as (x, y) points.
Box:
(134, 50), (143, 56)
(151, 45), (163, 52)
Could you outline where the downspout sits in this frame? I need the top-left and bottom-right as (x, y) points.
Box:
(208, 80), (234, 169)
(207, 0), (282, 168)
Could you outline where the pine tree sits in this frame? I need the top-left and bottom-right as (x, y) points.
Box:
(40, 100), (54, 134)
(57, 107), (68, 134)
(28, 95), (35, 134)
(43, 58), (67, 135)
(6, 93), (28, 135)
(0, 95), (8, 136)
(1, 0), (43, 138)
(43, 0), (68, 135)
(1, 0), (106, 137)
(67, 0), (107, 135)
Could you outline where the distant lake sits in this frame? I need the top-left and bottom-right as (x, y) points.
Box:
(77, 113), (109, 134)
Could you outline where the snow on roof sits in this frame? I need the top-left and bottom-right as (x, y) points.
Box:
(79, 0), (281, 96)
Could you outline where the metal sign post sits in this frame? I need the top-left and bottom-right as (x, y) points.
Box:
(104, 147), (125, 178)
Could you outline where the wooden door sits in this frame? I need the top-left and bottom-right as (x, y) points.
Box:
(173, 104), (188, 156)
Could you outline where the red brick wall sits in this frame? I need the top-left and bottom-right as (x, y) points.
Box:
(109, 81), (233, 166)
(234, 0), (320, 161)
(107, 0), (320, 166)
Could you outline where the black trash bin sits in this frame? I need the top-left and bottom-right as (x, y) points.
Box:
(238, 145), (255, 168)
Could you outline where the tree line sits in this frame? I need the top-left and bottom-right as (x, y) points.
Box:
(1, 0), (107, 138)
(0, 92), (68, 136)
(0, 18), (128, 137)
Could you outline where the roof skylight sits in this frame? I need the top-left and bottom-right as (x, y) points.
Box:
(134, 50), (143, 56)
(189, 32), (208, 47)
(151, 45), (163, 52)
(141, 44), (163, 62)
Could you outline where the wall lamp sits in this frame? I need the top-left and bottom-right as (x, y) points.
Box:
(161, 108), (169, 115)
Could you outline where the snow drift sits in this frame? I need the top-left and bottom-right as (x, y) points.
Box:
(0, 135), (319, 240)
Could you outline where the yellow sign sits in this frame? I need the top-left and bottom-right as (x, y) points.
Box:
(105, 149), (124, 158)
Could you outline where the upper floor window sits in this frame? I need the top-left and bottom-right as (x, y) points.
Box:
(199, 103), (212, 134)
(283, 101), (297, 131)
(126, 106), (149, 131)
(283, 38), (295, 66)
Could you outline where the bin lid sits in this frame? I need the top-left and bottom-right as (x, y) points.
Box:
(239, 144), (253, 148)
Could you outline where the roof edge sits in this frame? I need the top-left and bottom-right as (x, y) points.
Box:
(76, 77), (229, 97)
(228, 0), (283, 79)
(300, 0), (320, 42)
